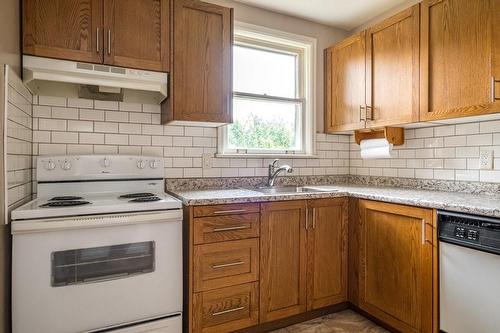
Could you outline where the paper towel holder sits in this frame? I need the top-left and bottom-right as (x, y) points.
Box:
(354, 127), (404, 145)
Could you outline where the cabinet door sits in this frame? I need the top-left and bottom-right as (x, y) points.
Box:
(325, 32), (366, 133)
(260, 201), (307, 322)
(163, 0), (232, 124)
(365, 4), (420, 127)
(306, 198), (348, 310)
(23, 0), (103, 63)
(103, 0), (169, 71)
(359, 200), (434, 333)
(420, 0), (500, 121)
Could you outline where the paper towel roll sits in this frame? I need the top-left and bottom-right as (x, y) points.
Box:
(360, 138), (393, 159)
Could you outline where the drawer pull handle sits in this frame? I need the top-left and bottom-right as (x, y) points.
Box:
(212, 261), (245, 269)
(212, 306), (245, 316)
(212, 225), (249, 232)
(212, 209), (247, 214)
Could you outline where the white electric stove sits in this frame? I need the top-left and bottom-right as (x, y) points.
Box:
(11, 155), (183, 333)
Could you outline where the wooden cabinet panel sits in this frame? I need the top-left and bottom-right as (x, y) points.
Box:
(359, 200), (434, 333)
(193, 239), (259, 292)
(193, 282), (259, 333)
(194, 203), (259, 218)
(306, 198), (348, 310)
(324, 33), (366, 133)
(23, 0), (103, 63)
(103, 0), (169, 71)
(163, 0), (233, 124)
(260, 200), (307, 322)
(366, 4), (420, 127)
(193, 213), (260, 244)
(420, 0), (500, 120)
(493, 0), (500, 103)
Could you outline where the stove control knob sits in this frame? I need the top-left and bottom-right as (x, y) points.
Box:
(150, 160), (159, 169)
(137, 160), (146, 169)
(61, 160), (72, 170)
(101, 157), (111, 168)
(46, 160), (56, 171)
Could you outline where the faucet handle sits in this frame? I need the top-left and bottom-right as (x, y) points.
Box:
(271, 159), (280, 167)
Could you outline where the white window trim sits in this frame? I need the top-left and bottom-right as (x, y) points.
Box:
(217, 21), (317, 158)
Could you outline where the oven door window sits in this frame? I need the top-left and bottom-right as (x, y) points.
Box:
(51, 241), (155, 286)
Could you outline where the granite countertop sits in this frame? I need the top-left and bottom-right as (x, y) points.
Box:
(169, 185), (500, 218)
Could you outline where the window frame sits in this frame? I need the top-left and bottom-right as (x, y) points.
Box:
(218, 21), (317, 158)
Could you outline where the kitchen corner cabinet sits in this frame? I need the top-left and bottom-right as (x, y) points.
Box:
(22, 0), (170, 72)
(420, 0), (500, 120)
(324, 32), (366, 132)
(162, 0), (233, 125)
(358, 200), (435, 333)
(260, 198), (348, 323)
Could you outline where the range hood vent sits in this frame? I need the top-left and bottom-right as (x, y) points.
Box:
(23, 55), (168, 104)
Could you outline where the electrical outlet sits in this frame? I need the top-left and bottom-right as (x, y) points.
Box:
(479, 150), (494, 170)
(202, 153), (213, 169)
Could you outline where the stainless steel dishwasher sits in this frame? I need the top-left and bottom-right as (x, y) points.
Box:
(438, 210), (500, 333)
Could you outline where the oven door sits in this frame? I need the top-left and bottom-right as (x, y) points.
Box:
(12, 210), (182, 333)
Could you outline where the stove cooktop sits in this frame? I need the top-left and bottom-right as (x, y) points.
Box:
(12, 192), (182, 220)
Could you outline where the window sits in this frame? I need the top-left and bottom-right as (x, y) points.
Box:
(218, 22), (316, 157)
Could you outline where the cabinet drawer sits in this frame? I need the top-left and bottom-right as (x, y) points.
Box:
(193, 282), (259, 333)
(194, 213), (260, 244)
(194, 203), (260, 217)
(194, 239), (259, 292)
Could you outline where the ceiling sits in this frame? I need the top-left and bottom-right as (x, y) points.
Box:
(234, 0), (410, 30)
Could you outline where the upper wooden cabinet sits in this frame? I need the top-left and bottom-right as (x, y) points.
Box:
(324, 5), (419, 133)
(365, 4), (420, 127)
(260, 200), (308, 323)
(103, 0), (169, 71)
(324, 32), (366, 132)
(306, 198), (348, 311)
(23, 0), (103, 64)
(23, 0), (170, 72)
(162, 0), (233, 125)
(358, 200), (435, 333)
(420, 0), (500, 120)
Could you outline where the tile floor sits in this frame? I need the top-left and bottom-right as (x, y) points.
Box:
(271, 310), (389, 333)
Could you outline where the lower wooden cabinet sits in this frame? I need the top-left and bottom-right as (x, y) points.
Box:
(357, 200), (435, 333)
(307, 198), (348, 310)
(193, 282), (259, 333)
(260, 198), (348, 323)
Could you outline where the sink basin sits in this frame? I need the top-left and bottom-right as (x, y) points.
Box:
(250, 186), (330, 194)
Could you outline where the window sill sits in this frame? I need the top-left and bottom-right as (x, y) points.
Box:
(215, 153), (319, 159)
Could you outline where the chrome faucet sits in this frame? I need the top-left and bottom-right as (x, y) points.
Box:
(267, 159), (293, 187)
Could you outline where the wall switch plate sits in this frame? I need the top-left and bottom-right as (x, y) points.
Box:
(202, 153), (213, 169)
(479, 150), (494, 170)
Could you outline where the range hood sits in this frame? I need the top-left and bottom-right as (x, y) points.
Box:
(22, 55), (169, 103)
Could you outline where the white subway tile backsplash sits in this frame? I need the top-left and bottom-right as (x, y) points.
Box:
(68, 98), (94, 109)
(27, 95), (500, 183)
(95, 100), (119, 110)
(105, 134), (128, 145)
(68, 120), (93, 132)
(80, 109), (105, 121)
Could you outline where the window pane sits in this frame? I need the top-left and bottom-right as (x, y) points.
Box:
(233, 45), (297, 98)
(228, 98), (302, 150)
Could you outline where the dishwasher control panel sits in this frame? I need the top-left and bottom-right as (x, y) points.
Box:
(438, 210), (500, 255)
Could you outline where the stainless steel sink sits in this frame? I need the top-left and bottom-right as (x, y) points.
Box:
(249, 186), (330, 194)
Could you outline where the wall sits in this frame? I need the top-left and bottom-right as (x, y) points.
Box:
(206, 0), (348, 132)
(0, 0), (21, 330)
(350, 121), (500, 183)
(6, 69), (33, 210)
(31, 96), (350, 186)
